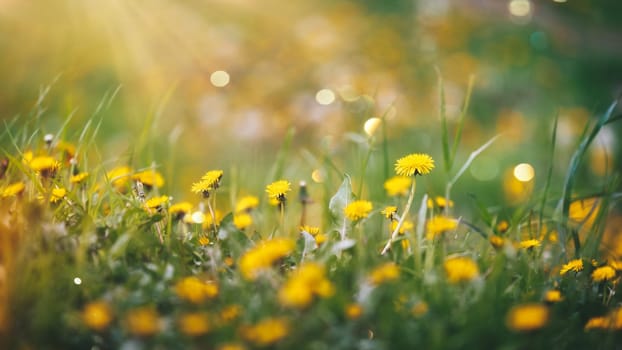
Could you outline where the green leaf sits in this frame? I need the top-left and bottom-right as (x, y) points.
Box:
(328, 175), (354, 240)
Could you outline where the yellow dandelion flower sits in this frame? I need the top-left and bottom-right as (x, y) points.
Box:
(82, 301), (113, 331)
(345, 303), (363, 320)
(217, 343), (246, 350)
(144, 195), (169, 210)
(609, 260), (622, 271)
(444, 256), (479, 283)
(50, 187), (67, 203)
(395, 153), (435, 177)
(300, 225), (320, 236)
(391, 220), (414, 234)
(489, 235), (505, 249)
(202, 209), (224, 229)
(560, 259), (583, 276)
(426, 216), (458, 240)
(344, 200), (373, 221)
(29, 156), (60, 173)
(169, 202), (193, 216)
(224, 256), (235, 267)
(584, 316), (610, 330)
(106, 166), (132, 191)
(368, 262), (400, 285)
(132, 170), (164, 188)
(383, 176), (412, 197)
(519, 239), (541, 249)
(220, 305), (241, 322)
(241, 318), (289, 346)
(1, 182), (25, 198)
(125, 307), (160, 336)
(239, 238), (295, 280)
(201, 170), (224, 188)
(427, 196), (454, 209)
(381, 206), (398, 220)
(178, 312), (210, 337)
(569, 197), (600, 226)
(233, 212), (253, 230)
(411, 301), (429, 317)
(496, 220), (509, 233)
(199, 236), (210, 246)
(506, 303), (549, 331)
(279, 262), (334, 309)
(265, 180), (291, 202)
(315, 233), (327, 245)
(174, 277), (219, 304)
(70, 172), (89, 184)
(592, 266), (616, 283)
(235, 195), (259, 213)
(544, 290), (563, 303)
(191, 180), (212, 195)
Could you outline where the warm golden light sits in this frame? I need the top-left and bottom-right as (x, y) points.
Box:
(508, 0), (531, 17)
(311, 169), (325, 183)
(210, 70), (230, 87)
(363, 117), (382, 137)
(315, 89), (335, 105)
(513, 163), (535, 182)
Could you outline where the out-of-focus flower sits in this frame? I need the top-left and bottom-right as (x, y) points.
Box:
(235, 195), (259, 213)
(560, 259), (583, 276)
(82, 301), (113, 331)
(279, 262), (334, 308)
(175, 276), (219, 303)
(368, 262), (400, 285)
(592, 266), (616, 283)
(106, 166), (132, 192)
(1, 182), (25, 198)
(506, 304), (549, 331)
(240, 318), (289, 346)
(444, 256), (479, 283)
(383, 176), (412, 197)
(125, 307), (161, 336)
(518, 239), (541, 249)
(426, 216), (458, 240)
(239, 238), (295, 280)
(234, 212), (253, 230)
(345, 303), (363, 320)
(132, 170), (164, 188)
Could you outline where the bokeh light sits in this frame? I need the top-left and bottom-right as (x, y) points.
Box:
(508, 0), (532, 17)
(210, 71), (230, 87)
(363, 118), (382, 137)
(513, 163), (535, 182)
(315, 89), (336, 105)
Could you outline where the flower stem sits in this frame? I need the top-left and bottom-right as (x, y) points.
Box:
(206, 196), (218, 236)
(381, 179), (416, 255)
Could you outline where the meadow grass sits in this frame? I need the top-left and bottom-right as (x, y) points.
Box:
(0, 89), (621, 350)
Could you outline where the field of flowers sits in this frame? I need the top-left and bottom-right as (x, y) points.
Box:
(2, 1), (622, 349)
(1, 90), (621, 349)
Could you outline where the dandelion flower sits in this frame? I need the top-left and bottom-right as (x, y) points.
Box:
(345, 303), (363, 320)
(265, 180), (291, 202)
(132, 170), (164, 188)
(314, 233), (327, 245)
(29, 156), (60, 173)
(1, 182), (25, 198)
(506, 303), (549, 331)
(106, 166), (132, 191)
(592, 266), (616, 283)
(217, 343), (246, 350)
(489, 235), (505, 249)
(50, 187), (66, 203)
(395, 153), (435, 177)
(383, 176), (412, 196)
(381, 206), (398, 220)
(199, 236), (210, 246)
(239, 238), (295, 280)
(175, 277), (218, 304)
(300, 225), (320, 235)
(235, 195), (259, 213)
(144, 195), (169, 210)
(411, 302), (429, 317)
(560, 259), (583, 276)
(426, 216), (458, 240)
(169, 202), (193, 217)
(519, 239), (541, 249)
(178, 312), (210, 336)
(391, 220), (414, 234)
(220, 305), (241, 322)
(233, 212), (253, 230)
(569, 197), (599, 225)
(279, 262), (334, 308)
(427, 196), (454, 209)
(444, 256), (479, 283)
(344, 200), (373, 221)
(125, 307), (161, 336)
(70, 172), (89, 184)
(496, 220), (509, 233)
(368, 262), (400, 285)
(241, 318), (289, 346)
(191, 170), (224, 196)
(544, 290), (563, 303)
(82, 301), (113, 331)
(584, 316), (610, 330)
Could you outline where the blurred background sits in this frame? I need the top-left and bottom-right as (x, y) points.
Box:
(1, 0), (621, 209)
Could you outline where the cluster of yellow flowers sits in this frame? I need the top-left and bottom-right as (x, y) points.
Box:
(174, 276), (219, 303)
(240, 318), (289, 346)
(239, 238), (295, 280)
(278, 262), (334, 308)
(443, 256), (479, 283)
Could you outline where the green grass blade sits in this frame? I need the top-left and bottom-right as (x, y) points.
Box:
(435, 68), (451, 173)
(450, 75), (474, 167)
